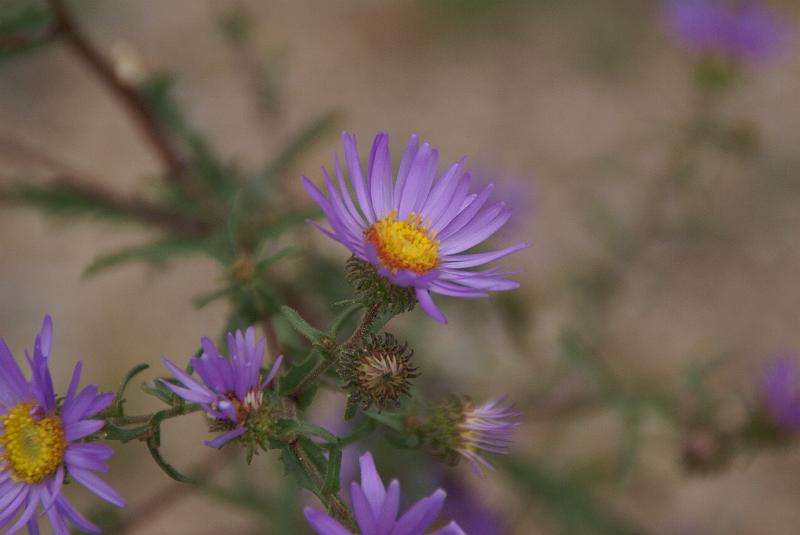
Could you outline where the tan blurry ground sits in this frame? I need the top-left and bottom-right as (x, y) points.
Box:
(2, 0), (800, 533)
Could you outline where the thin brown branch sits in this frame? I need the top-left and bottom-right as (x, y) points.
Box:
(45, 0), (191, 191)
(0, 134), (208, 236)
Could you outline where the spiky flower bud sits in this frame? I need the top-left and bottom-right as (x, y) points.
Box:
(424, 395), (520, 475)
(339, 333), (417, 410)
(345, 256), (416, 315)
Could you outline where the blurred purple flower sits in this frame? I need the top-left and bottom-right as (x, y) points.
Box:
(304, 451), (465, 535)
(457, 395), (521, 476)
(762, 355), (800, 433)
(664, 0), (790, 62)
(302, 131), (528, 324)
(0, 315), (125, 535)
(440, 473), (504, 535)
(161, 326), (283, 448)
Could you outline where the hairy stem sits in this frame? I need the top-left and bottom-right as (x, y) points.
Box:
(289, 440), (355, 529)
(291, 303), (382, 396)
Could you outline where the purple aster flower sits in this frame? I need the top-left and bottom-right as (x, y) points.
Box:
(664, 0), (790, 63)
(454, 395), (521, 476)
(302, 131), (529, 324)
(761, 355), (800, 433)
(161, 326), (283, 448)
(0, 315), (125, 535)
(304, 451), (465, 535)
(440, 473), (504, 535)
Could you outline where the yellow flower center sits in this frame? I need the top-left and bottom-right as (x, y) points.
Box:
(366, 210), (439, 274)
(0, 402), (66, 483)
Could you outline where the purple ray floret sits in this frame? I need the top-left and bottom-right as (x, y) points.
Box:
(161, 326), (283, 448)
(762, 355), (800, 433)
(664, 0), (789, 62)
(302, 131), (529, 324)
(304, 451), (465, 535)
(457, 395), (521, 476)
(0, 315), (125, 535)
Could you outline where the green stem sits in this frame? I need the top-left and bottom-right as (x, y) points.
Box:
(290, 303), (382, 396)
(123, 403), (201, 425)
(342, 302), (381, 349)
(290, 441), (355, 529)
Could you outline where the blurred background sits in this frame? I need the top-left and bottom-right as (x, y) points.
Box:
(2, 0), (800, 533)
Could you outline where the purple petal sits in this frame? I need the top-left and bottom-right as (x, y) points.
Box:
(205, 427), (247, 449)
(304, 507), (352, 535)
(393, 134), (420, 210)
(64, 419), (104, 442)
(415, 288), (448, 324)
(0, 337), (28, 406)
(358, 452), (386, 518)
(4, 490), (38, 535)
(351, 481), (378, 535)
(430, 521), (467, 535)
(262, 354), (284, 388)
(391, 489), (447, 535)
(68, 467), (126, 507)
(64, 361), (83, 403)
(376, 479), (401, 535)
(55, 495), (101, 534)
(368, 132), (393, 219)
(343, 132), (376, 223)
(442, 243), (529, 269)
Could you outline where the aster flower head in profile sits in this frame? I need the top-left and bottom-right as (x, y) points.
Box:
(302, 131), (528, 324)
(0, 315), (125, 535)
(664, 0), (790, 64)
(161, 326), (283, 449)
(761, 354), (800, 434)
(304, 451), (465, 535)
(427, 395), (521, 476)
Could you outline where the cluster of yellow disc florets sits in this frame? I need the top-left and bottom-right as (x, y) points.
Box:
(366, 210), (439, 274)
(0, 402), (66, 484)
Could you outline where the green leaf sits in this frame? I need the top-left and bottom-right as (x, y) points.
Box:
(277, 352), (320, 397)
(254, 246), (304, 272)
(343, 395), (358, 421)
(298, 436), (328, 476)
(498, 456), (644, 535)
(329, 303), (363, 339)
(193, 284), (237, 309)
(103, 422), (151, 443)
(322, 446), (342, 496)
(280, 306), (324, 343)
(141, 379), (176, 405)
(364, 410), (406, 433)
(255, 112), (340, 185)
(147, 438), (196, 483)
(138, 73), (232, 195)
(83, 237), (206, 277)
(278, 444), (316, 493)
(0, 1), (53, 62)
(114, 364), (150, 417)
(5, 181), (141, 222)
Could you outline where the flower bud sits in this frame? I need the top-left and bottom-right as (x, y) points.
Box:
(339, 333), (417, 410)
(424, 395), (520, 475)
